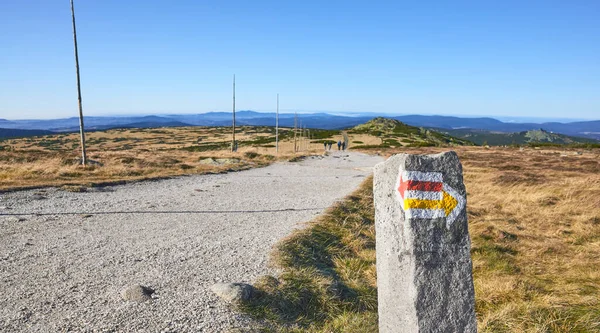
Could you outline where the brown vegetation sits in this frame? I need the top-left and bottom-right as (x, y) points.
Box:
(0, 126), (335, 191)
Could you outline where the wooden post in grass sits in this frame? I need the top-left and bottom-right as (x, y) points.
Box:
(70, 0), (87, 166)
(373, 151), (476, 333)
(299, 123), (303, 151)
(304, 126), (308, 151)
(293, 112), (298, 152)
(342, 131), (349, 150)
(298, 120), (302, 151)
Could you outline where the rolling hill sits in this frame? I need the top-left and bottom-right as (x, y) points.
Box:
(394, 115), (600, 140)
(432, 128), (599, 146)
(349, 117), (473, 148)
(0, 128), (56, 139)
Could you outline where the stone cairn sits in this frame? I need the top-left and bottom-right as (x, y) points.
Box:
(374, 151), (477, 332)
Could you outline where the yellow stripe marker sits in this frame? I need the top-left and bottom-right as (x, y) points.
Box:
(404, 190), (458, 216)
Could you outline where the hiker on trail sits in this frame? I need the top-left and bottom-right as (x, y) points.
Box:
(337, 141), (342, 150)
(342, 142), (346, 150)
(328, 142), (332, 150)
(324, 142), (327, 150)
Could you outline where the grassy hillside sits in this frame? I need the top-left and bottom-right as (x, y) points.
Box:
(240, 146), (600, 332)
(349, 117), (473, 148)
(433, 128), (600, 147)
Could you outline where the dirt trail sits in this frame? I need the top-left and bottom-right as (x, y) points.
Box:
(0, 151), (383, 332)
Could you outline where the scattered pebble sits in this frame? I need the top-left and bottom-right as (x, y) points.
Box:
(121, 284), (154, 303)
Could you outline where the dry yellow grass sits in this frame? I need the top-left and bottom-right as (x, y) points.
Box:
(0, 126), (331, 191)
(462, 148), (600, 332)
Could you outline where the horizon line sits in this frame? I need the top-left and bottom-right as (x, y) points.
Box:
(1, 111), (597, 123)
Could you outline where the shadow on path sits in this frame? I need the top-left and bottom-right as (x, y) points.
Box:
(0, 207), (325, 216)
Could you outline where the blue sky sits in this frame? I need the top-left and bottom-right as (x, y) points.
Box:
(1, 1), (599, 120)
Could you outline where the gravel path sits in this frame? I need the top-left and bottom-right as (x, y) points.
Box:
(0, 151), (383, 332)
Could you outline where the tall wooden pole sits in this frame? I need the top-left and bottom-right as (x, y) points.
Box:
(275, 93), (279, 154)
(232, 74), (236, 152)
(70, 0), (87, 166)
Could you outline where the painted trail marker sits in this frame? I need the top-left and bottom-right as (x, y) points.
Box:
(396, 171), (465, 228)
(374, 151), (477, 333)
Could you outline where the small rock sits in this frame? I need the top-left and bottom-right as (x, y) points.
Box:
(199, 157), (240, 165)
(121, 284), (154, 303)
(210, 283), (254, 303)
(215, 158), (240, 165)
(199, 158), (219, 166)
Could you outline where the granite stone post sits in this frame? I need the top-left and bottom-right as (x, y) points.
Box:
(374, 151), (477, 333)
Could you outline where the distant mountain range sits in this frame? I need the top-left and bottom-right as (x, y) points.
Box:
(394, 115), (600, 140)
(434, 128), (598, 146)
(1, 111), (598, 141)
(0, 128), (55, 139)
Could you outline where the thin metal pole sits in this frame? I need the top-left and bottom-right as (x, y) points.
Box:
(232, 74), (236, 152)
(276, 94), (279, 154)
(70, 0), (87, 166)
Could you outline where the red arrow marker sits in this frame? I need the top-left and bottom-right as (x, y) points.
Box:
(398, 174), (443, 198)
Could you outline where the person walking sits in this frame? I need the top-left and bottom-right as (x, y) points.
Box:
(324, 142), (327, 151)
(328, 142), (332, 150)
(342, 141), (346, 150)
(337, 141), (342, 150)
